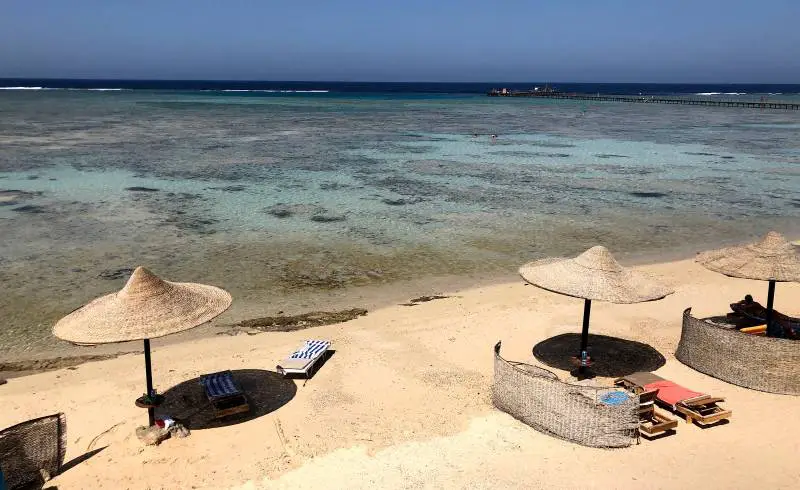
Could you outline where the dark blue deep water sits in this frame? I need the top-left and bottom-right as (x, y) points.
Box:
(2, 78), (799, 97)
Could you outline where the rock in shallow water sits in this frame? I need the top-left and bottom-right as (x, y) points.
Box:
(265, 203), (325, 218)
(381, 197), (422, 206)
(309, 212), (346, 222)
(266, 203), (297, 218)
(629, 191), (668, 198)
(265, 203), (345, 222)
(684, 151), (717, 157)
(11, 204), (48, 214)
(98, 267), (134, 280)
(0, 189), (42, 206)
(319, 181), (352, 191)
(209, 185), (247, 192)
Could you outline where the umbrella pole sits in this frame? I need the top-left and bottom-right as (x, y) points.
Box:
(144, 338), (155, 426)
(765, 280), (777, 337)
(579, 299), (592, 373)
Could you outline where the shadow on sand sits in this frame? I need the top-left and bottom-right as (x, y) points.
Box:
(60, 446), (106, 475)
(156, 369), (297, 430)
(533, 333), (666, 378)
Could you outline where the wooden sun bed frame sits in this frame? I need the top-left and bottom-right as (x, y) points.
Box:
(672, 394), (731, 425)
(636, 390), (678, 436)
(615, 374), (732, 427)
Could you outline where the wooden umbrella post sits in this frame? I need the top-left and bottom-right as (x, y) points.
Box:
(143, 338), (155, 426)
(578, 299), (592, 373)
(765, 280), (777, 337)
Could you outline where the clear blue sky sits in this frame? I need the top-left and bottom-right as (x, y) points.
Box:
(1, 0), (798, 82)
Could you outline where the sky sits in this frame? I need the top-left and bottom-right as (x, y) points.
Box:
(1, 0), (799, 83)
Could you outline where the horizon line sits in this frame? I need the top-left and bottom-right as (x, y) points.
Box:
(0, 77), (797, 86)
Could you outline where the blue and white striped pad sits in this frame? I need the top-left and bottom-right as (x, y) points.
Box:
(201, 371), (242, 399)
(289, 340), (330, 360)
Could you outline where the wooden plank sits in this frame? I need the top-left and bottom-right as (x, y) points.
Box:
(675, 405), (732, 425)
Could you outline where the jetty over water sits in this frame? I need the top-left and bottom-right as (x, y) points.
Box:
(487, 89), (800, 110)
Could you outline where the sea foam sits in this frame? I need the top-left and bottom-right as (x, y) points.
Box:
(0, 87), (129, 91)
(218, 89), (329, 93)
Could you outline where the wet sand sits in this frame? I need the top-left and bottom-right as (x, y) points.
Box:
(2, 236), (797, 371)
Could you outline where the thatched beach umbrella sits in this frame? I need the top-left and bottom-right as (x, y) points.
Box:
(696, 231), (800, 337)
(53, 267), (232, 426)
(519, 246), (673, 372)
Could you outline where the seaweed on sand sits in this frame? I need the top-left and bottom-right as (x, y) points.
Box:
(226, 308), (368, 334)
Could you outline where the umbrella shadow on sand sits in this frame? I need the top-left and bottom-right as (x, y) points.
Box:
(533, 333), (666, 378)
(156, 369), (297, 430)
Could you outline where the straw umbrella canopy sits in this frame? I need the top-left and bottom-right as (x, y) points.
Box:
(519, 246), (674, 372)
(53, 267), (232, 425)
(696, 231), (800, 337)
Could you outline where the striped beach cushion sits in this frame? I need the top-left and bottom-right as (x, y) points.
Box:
(202, 371), (242, 399)
(289, 340), (330, 360)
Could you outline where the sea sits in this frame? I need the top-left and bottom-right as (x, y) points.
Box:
(1, 80), (799, 357)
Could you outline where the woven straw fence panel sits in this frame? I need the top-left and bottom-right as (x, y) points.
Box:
(0, 413), (66, 490)
(676, 308), (800, 395)
(492, 342), (638, 448)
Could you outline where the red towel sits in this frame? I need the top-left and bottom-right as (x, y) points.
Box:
(644, 380), (705, 407)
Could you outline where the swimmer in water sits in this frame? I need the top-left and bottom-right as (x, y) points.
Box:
(490, 134), (497, 142)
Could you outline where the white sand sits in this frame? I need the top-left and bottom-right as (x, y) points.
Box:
(1, 258), (799, 489)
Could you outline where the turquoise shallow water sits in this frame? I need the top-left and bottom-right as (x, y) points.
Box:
(1, 91), (799, 355)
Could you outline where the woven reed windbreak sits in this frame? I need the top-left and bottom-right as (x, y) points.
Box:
(676, 308), (800, 395)
(0, 413), (66, 490)
(492, 342), (638, 448)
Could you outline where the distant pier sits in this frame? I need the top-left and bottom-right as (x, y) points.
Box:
(487, 89), (800, 110)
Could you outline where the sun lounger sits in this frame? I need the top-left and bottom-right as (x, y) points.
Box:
(0, 413), (67, 490)
(730, 296), (800, 339)
(615, 372), (732, 426)
(635, 389), (678, 436)
(276, 340), (331, 378)
(200, 371), (250, 419)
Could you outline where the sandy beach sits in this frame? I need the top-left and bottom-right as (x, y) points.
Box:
(1, 257), (799, 489)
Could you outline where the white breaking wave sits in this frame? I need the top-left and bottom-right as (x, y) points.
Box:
(696, 92), (721, 96)
(723, 92), (745, 95)
(695, 92), (746, 96)
(1, 86), (329, 93)
(1, 86), (129, 91)
(219, 89), (329, 93)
